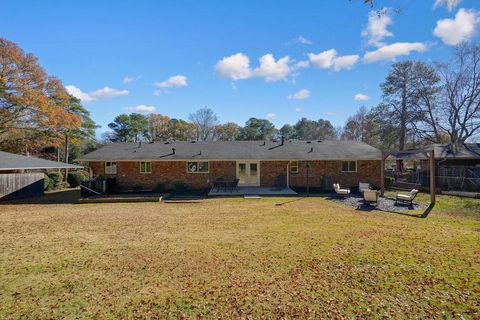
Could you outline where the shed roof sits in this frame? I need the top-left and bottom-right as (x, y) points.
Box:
(77, 140), (382, 161)
(0, 151), (83, 171)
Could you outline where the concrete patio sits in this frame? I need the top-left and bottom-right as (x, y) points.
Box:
(208, 186), (298, 196)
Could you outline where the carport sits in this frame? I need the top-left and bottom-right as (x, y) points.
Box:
(0, 151), (82, 200)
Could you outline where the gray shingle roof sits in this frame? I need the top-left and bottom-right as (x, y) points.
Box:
(389, 143), (480, 160)
(77, 140), (382, 161)
(0, 151), (83, 171)
(430, 143), (480, 159)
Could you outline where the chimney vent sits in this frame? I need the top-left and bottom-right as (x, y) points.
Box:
(281, 136), (285, 145)
(138, 141), (142, 148)
(172, 148), (176, 154)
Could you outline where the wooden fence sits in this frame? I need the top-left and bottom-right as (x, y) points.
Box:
(0, 173), (44, 200)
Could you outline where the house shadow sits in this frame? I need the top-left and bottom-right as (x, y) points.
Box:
(1, 189), (81, 205)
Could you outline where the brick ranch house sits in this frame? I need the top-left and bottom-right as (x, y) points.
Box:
(78, 139), (383, 192)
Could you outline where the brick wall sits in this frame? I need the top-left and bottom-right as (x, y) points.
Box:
(88, 159), (381, 191)
(287, 160), (382, 189)
(89, 160), (235, 191)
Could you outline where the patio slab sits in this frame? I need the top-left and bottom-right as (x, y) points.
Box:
(208, 187), (298, 197)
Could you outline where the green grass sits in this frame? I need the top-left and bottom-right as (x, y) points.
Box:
(0, 190), (479, 319)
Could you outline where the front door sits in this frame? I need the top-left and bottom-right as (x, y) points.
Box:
(237, 161), (260, 186)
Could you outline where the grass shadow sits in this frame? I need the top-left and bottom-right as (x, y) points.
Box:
(275, 197), (307, 206)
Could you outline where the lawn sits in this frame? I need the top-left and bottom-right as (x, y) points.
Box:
(0, 191), (479, 319)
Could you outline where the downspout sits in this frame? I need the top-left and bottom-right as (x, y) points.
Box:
(286, 162), (290, 188)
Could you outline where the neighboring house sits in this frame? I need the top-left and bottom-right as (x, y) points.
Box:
(0, 151), (82, 200)
(78, 139), (383, 192)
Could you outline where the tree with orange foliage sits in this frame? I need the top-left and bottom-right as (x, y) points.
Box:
(0, 37), (81, 153)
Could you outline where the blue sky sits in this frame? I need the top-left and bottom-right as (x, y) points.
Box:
(1, 0), (479, 136)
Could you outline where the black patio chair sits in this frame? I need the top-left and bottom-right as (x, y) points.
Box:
(227, 178), (240, 191)
(213, 178), (226, 192)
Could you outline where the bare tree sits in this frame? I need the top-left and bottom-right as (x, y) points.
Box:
(436, 43), (480, 143)
(409, 62), (443, 143)
(188, 107), (219, 141)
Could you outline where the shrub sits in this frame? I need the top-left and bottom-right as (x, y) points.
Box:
(173, 182), (188, 194)
(67, 171), (87, 188)
(47, 171), (64, 189)
(153, 182), (167, 193)
(132, 184), (143, 193)
(43, 174), (54, 191)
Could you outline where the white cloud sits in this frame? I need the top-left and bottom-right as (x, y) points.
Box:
(332, 55), (360, 71)
(215, 53), (252, 81)
(324, 111), (335, 116)
(363, 42), (428, 63)
(253, 54), (291, 82)
(293, 60), (310, 70)
(433, 0), (461, 11)
(215, 53), (296, 82)
(308, 49), (337, 69)
(154, 75), (188, 88)
(123, 75), (141, 84)
(361, 10), (394, 47)
(125, 105), (156, 113)
(265, 113), (276, 120)
(288, 89), (311, 100)
(308, 49), (359, 71)
(90, 87), (129, 99)
(354, 93), (370, 101)
(294, 35), (312, 45)
(66, 85), (95, 102)
(66, 85), (128, 103)
(433, 8), (479, 45)
(295, 107), (302, 112)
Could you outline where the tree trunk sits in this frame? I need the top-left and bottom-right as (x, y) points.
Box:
(64, 135), (69, 182)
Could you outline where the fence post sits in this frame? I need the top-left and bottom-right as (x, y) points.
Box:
(430, 149), (436, 205)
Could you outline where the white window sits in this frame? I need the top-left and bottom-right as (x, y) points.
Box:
(186, 161), (209, 173)
(105, 161), (117, 174)
(140, 161), (152, 174)
(341, 161), (357, 172)
(290, 160), (299, 173)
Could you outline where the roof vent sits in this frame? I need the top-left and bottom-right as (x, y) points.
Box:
(191, 140), (196, 143)
(164, 141), (170, 144)
(306, 141), (311, 144)
(172, 148), (176, 155)
(309, 147), (313, 153)
(317, 140), (322, 143)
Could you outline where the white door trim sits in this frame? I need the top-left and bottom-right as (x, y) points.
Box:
(236, 161), (260, 186)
